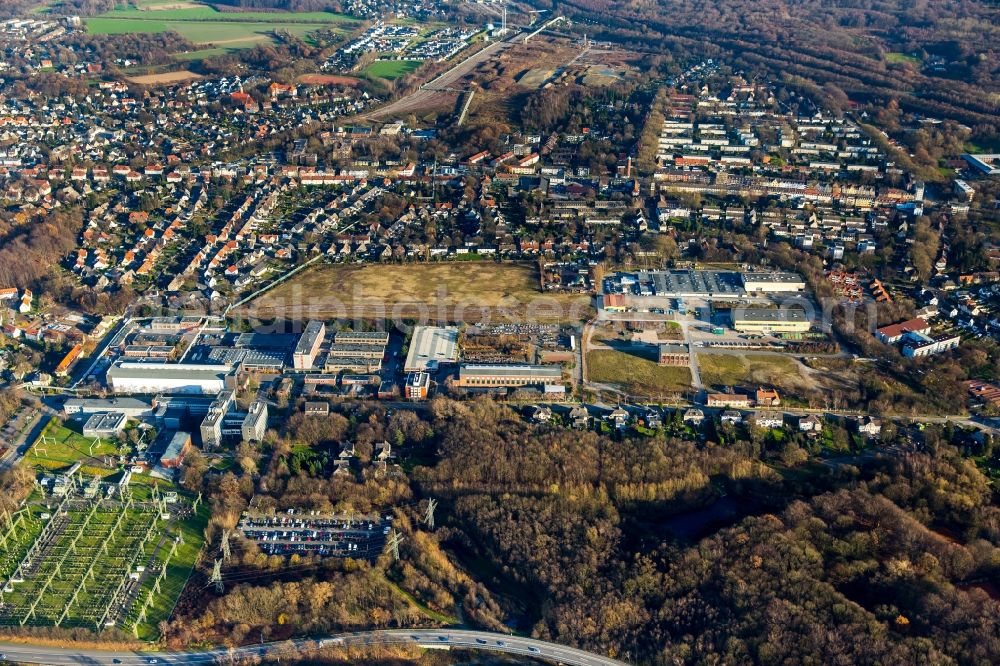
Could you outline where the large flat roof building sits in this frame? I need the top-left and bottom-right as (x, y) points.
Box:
(740, 272), (806, 293)
(333, 331), (390, 346)
(404, 326), (459, 372)
(603, 269), (805, 300)
(65, 397), (153, 418)
(455, 364), (562, 388)
(108, 361), (231, 395)
(731, 308), (810, 333)
(82, 412), (128, 439)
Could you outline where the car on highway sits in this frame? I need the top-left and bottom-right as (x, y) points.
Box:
(529, 646), (540, 653)
(438, 635), (450, 642)
(476, 638), (487, 644)
(497, 640), (506, 647)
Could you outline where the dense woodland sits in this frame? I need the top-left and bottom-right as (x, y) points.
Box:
(134, 395), (1000, 664)
(541, 0), (1000, 163)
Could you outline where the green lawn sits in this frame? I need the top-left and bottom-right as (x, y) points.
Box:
(587, 349), (692, 397)
(364, 59), (422, 80)
(132, 497), (210, 640)
(86, 6), (354, 51)
(98, 5), (353, 23)
(26, 421), (122, 477)
(885, 52), (920, 65)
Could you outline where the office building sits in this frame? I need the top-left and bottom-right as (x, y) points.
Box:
(241, 400), (268, 442)
(200, 391), (234, 449)
(293, 320), (326, 370)
(405, 371), (431, 399)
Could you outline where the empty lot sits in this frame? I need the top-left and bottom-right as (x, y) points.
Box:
(243, 262), (593, 323)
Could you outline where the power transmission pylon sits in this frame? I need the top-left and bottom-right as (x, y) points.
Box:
(211, 559), (224, 594)
(423, 499), (437, 530)
(387, 530), (405, 562)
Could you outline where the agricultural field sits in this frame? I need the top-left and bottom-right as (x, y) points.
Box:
(297, 73), (362, 86)
(85, 4), (356, 53)
(587, 348), (692, 398)
(363, 59), (422, 80)
(126, 70), (201, 85)
(0, 485), (207, 639)
(245, 262), (594, 323)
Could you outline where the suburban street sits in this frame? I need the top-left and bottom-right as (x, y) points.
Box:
(0, 629), (628, 666)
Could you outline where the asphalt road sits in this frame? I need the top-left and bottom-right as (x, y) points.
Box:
(0, 629), (628, 666)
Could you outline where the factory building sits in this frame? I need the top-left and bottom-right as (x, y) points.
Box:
(82, 412), (128, 439)
(731, 308), (810, 333)
(455, 364), (563, 388)
(739, 272), (806, 293)
(404, 326), (459, 372)
(107, 361), (232, 395)
(161, 432), (192, 468)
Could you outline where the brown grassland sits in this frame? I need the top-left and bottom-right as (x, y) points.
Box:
(244, 262), (594, 323)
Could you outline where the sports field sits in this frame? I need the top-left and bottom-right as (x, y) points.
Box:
(364, 59), (422, 80)
(86, 5), (355, 52)
(244, 262), (594, 323)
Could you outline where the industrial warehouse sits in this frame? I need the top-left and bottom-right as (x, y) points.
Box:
(731, 307), (812, 333)
(602, 269), (805, 301)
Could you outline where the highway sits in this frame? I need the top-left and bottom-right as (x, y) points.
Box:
(0, 629), (628, 665)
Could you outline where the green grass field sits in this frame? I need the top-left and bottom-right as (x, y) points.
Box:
(86, 5), (355, 52)
(885, 52), (921, 65)
(99, 4), (352, 23)
(26, 421), (122, 478)
(363, 59), (422, 80)
(587, 349), (692, 397)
